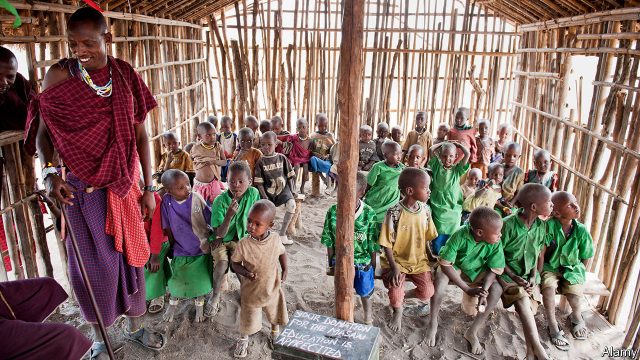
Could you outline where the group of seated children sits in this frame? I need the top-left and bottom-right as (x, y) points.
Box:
(333, 109), (593, 359)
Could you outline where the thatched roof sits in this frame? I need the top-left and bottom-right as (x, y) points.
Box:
(102, 0), (634, 25)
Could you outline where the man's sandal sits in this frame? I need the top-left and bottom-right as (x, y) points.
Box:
(548, 329), (570, 351)
(148, 297), (165, 314)
(123, 327), (167, 351)
(234, 338), (249, 358)
(90, 341), (122, 359)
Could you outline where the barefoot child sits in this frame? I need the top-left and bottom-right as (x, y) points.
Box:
(499, 183), (553, 360)
(434, 123), (449, 145)
(144, 188), (171, 314)
(448, 107), (477, 163)
(364, 141), (406, 226)
(500, 141), (525, 212)
(191, 122), (227, 203)
(379, 168), (437, 331)
(309, 113), (336, 188)
(473, 119), (495, 178)
(402, 111), (432, 166)
(204, 161), (261, 316)
(321, 172), (378, 324)
(233, 127), (263, 177)
(461, 168), (482, 199)
(155, 132), (194, 180)
(375, 122), (390, 160)
(428, 141), (470, 255)
(542, 191), (594, 350)
(426, 207), (505, 355)
(160, 170), (213, 323)
(358, 125), (379, 172)
(405, 144), (425, 169)
(231, 200), (288, 358)
(254, 132), (297, 245)
(278, 118), (313, 193)
(524, 149), (559, 192)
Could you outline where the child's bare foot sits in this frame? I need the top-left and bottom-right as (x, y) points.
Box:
(204, 293), (221, 318)
(234, 337), (249, 358)
(425, 318), (438, 346)
(388, 307), (402, 331)
(163, 303), (177, 322)
(463, 328), (484, 355)
(194, 297), (205, 323)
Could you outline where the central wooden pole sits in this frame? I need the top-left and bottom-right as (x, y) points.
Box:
(335, 0), (365, 322)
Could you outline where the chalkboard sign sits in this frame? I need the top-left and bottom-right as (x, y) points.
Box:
(272, 310), (381, 360)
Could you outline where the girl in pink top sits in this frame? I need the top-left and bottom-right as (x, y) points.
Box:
(277, 118), (313, 192)
(448, 107), (478, 163)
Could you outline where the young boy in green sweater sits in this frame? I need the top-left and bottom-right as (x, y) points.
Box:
(202, 161), (261, 317)
(426, 207), (505, 355)
(321, 172), (379, 324)
(499, 183), (553, 360)
(541, 191), (594, 350)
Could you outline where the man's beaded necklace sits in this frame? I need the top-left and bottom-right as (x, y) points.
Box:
(78, 60), (112, 98)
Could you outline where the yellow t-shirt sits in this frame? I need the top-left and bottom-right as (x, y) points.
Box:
(379, 202), (438, 274)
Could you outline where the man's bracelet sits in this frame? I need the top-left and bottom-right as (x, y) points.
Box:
(41, 167), (58, 184)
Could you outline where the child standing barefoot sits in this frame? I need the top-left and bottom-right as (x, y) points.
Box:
(448, 107), (477, 163)
(499, 183), (553, 360)
(231, 200), (288, 358)
(204, 162), (261, 317)
(364, 141), (406, 226)
(524, 149), (559, 192)
(426, 207), (505, 354)
(428, 141), (470, 255)
(191, 122), (227, 204)
(379, 168), (438, 331)
(309, 113), (336, 188)
(501, 142), (525, 204)
(493, 123), (512, 164)
(254, 132), (297, 245)
(402, 111), (432, 166)
(542, 191), (594, 350)
(160, 170), (213, 323)
(321, 172), (379, 324)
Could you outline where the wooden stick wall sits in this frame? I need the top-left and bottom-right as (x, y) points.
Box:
(207, 0), (520, 134)
(510, 8), (640, 346)
(0, 1), (207, 281)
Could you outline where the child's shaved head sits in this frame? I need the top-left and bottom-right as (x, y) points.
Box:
(221, 115), (232, 124)
(260, 120), (271, 133)
(207, 115), (218, 127)
(438, 123), (450, 131)
(468, 168), (482, 179)
(377, 122), (389, 130)
(504, 141), (521, 154)
(408, 144), (424, 155)
(551, 191), (573, 208)
(161, 169), (188, 188)
(381, 140), (401, 155)
(244, 115), (258, 129)
(249, 199), (277, 223)
(498, 123), (511, 132)
(261, 131), (277, 141)
(356, 171), (368, 196)
(296, 118), (308, 127)
(228, 160), (252, 180)
(516, 183), (551, 209)
(162, 132), (179, 142)
(197, 121), (215, 133)
(398, 167), (430, 192)
(534, 149), (551, 161)
(440, 141), (456, 154)
(455, 107), (470, 119)
(487, 163), (504, 176)
(469, 206), (502, 229)
(238, 127), (254, 139)
(360, 125), (373, 133)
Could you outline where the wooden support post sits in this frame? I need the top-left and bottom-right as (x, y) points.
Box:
(335, 0), (364, 322)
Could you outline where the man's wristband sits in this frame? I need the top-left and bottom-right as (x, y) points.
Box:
(142, 185), (156, 192)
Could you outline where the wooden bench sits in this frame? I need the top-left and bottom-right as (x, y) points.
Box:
(559, 271), (609, 312)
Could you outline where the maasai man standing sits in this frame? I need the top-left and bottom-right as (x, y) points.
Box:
(24, 7), (166, 358)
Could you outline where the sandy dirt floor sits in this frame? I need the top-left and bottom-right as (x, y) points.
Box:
(49, 190), (625, 360)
